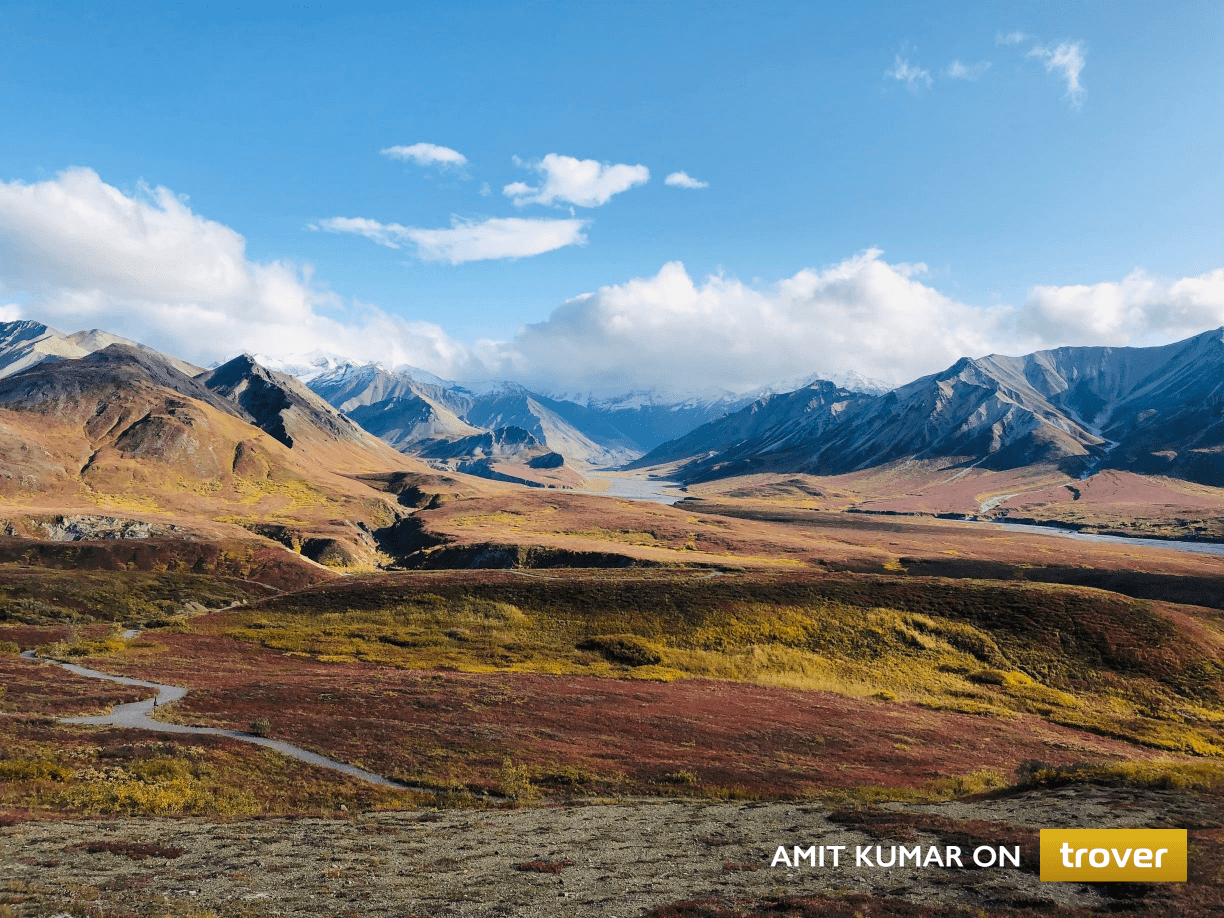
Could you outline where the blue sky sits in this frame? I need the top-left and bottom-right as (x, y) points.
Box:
(2, 1), (1224, 395)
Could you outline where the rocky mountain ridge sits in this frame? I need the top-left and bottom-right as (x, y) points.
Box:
(635, 328), (1224, 486)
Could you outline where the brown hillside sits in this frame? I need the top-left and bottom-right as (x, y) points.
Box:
(0, 345), (457, 569)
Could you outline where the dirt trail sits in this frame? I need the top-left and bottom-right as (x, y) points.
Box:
(19, 650), (414, 791)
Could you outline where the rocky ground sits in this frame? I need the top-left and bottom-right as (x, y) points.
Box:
(4, 786), (1216, 917)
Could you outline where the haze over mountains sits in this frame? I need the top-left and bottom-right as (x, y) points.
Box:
(3, 318), (1224, 490)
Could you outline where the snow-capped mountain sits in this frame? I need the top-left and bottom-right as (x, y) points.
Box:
(251, 351), (357, 384)
(826, 370), (891, 396)
(755, 370), (891, 398)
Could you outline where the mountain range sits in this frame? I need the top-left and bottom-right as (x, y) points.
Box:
(0, 320), (202, 379)
(275, 354), (889, 472)
(257, 351), (786, 473)
(632, 327), (1224, 486)
(3, 318), (1224, 491)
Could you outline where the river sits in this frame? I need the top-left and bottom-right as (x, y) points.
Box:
(578, 472), (688, 504)
(984, 520), (1224, 557)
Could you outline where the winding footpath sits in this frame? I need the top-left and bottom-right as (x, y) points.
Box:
(20, 649), (411, 791)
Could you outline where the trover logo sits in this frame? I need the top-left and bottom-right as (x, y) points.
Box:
(1040, 830), (1187, 882)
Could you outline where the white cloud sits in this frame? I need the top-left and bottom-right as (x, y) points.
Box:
(314, 214), (588, 264)
(403, 216), (588, 264)
(946, 59), (991, 81)
(504, 154), (649, 207)
(312, 216), (411, 249)
(886, 54), (932, 91)
(664, 171), (709, 190)
(488, 260), (1224, 397)
(381, 143), (468, 168)
(1021, 268), (1224, 347)
(996, 31), (1028, 46)
(1027, 41), (1086, 106)
(0, 168), (475, 371)
(488, 252), (1011, 396)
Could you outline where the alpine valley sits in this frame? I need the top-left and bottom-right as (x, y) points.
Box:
(5, 316), (1224, 918)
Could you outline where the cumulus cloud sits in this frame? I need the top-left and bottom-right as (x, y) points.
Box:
(664, 171), (709, 189)
(1028, 41), (1086, 106)
(1021, 268), (1224, 347)
(313, 214), (588, 263)
(381, 143), (468, 168)
(488, 252), (1011, 396)
(886, 54), (932, 91)
(0, 168), (475, 371)
(504, 154), (649, 207)
(489, 261), (1224, 397)
(946, 59), (991, 81)
(996, 31), (1028, 46)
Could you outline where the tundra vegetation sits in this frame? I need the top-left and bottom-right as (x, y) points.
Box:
(218, 572), (1224, 758)
(1, 562), (1220, 818)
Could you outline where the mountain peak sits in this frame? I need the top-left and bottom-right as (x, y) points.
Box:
(0, 318), (57, 343)
(201, 352), (382, 450)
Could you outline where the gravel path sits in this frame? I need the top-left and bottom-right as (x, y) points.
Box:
(20, 651), (412, 791)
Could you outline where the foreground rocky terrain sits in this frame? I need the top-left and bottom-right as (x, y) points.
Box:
(5, 786), (1221, 917)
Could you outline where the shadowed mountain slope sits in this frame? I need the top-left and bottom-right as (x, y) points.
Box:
(0, 344), (243, 421)
(67, 328), (203, 378)
(199, 354), (401, 461)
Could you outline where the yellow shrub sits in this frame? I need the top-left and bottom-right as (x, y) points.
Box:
(58, 763), (258, 816)
(0, 757), (73, 782)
